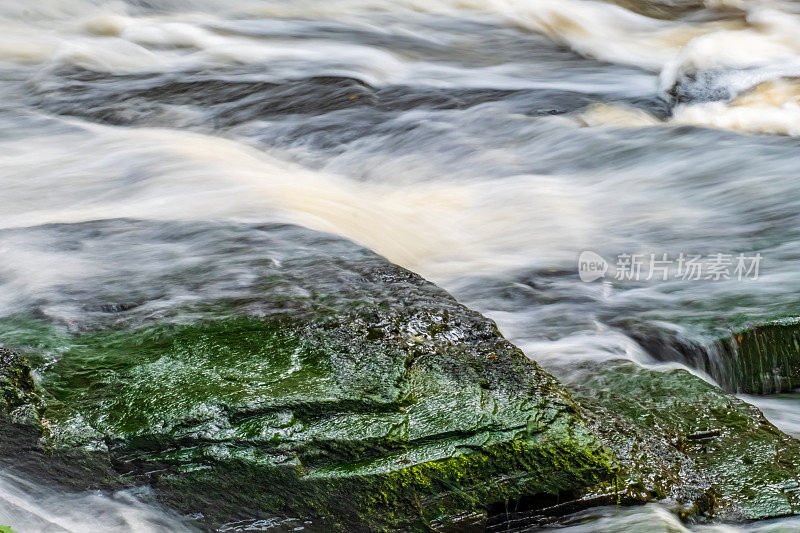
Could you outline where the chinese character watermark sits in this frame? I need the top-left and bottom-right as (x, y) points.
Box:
(578, 251), (762, 282)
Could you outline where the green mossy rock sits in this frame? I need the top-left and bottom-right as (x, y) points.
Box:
(619, 318), (800, 394)
(717, 320), (800, 394)
(8, 219), (800, 529)
(0, 348), (39, 424)
(564, 360), (800, 521)
(0, 221), (614, 531)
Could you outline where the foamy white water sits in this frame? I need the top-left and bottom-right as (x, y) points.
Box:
(2, 0), (800, 530)
(0, 471), (197, 532)
(539, 503), (800, 532)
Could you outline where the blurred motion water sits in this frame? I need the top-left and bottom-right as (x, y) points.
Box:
(2, 0), (800, 530)
(0, 471), (197, 532)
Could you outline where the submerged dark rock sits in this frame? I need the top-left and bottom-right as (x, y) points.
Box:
(0, 220), (614, 531)
(612, 0), (747, 20)
(29, 67), (668, 129)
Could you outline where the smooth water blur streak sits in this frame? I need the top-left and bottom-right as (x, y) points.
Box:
(0, 471), (198, 532)
(538, 504), (800, 532)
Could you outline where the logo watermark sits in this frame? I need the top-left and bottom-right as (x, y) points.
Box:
(578, 252), (762, 282)
(578, 251), (609, 282)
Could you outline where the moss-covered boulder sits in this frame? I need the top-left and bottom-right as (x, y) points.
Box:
(0, 220), (614, 531)
(0, 348), (40, 426)
(715, 320), (800, 394)
(563, 360), (800, 521)
(0, 348), (36, 411)
(622, 318), (800, 394)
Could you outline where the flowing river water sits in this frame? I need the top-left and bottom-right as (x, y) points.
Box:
(2, 0), (800, 531)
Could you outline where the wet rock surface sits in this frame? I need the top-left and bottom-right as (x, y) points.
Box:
(0, 220), (614, 531)
(610, 0), (709, 20)
(0, 348), (39, 420)
(4, 221), (800, 530)
(718, 320), (800, 395)
(560, 360), (800, 521)
(621, 318), (800, 394)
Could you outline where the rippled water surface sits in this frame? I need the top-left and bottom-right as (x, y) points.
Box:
(2, 0), (800, 530)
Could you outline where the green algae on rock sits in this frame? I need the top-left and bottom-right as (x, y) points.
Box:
(563, 360), (800, 521)
(717, 319), (800, 394)
(619, 318), (800, 395)
(2, 316), (614, 530)
(0, 220), (615, 531)
(0, 348), (39, 424)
